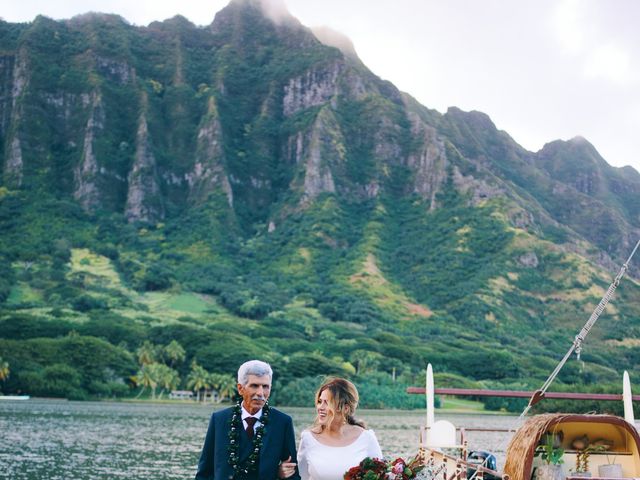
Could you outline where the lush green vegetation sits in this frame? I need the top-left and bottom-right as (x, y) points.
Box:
(1, 183), (639, 412)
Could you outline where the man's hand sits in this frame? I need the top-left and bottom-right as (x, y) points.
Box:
(278, 455), (297, 479)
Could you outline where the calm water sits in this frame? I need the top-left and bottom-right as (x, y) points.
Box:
(0, 399), (517, 480)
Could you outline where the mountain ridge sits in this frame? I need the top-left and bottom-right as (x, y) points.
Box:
(1, 0), (639, 407)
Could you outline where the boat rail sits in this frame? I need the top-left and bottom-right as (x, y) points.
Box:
(420, 443), (508, 480)
(407, 387), (640, 402)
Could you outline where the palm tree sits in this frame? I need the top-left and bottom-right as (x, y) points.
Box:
(164, 340), (186, 368)
(210, 373), (236, 404)
(136, 341), (157, 366)
(0, 358), (9, 381)
(156, 365), (180, 399)
(132, 363), (159, 399)
(349, 349), (382, 375)
(217, 374), (237, 403)
(208, 373), (222, 403)
(186, 361), (210, 402)
(0, 357), (9, 393)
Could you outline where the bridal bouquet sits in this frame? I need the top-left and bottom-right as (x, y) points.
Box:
(387, 456), (424, 480)
(344, 457), (387, 480)
(344, 455), (424, 480)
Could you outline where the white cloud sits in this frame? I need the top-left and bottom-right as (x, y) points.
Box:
(584, 44), (631, 84)
(552, 0), (584, 54)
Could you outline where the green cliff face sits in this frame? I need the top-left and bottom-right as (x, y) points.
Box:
(1, 0), (639, 406)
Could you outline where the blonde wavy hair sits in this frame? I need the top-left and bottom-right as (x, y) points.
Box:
(311, 377), (365, 433)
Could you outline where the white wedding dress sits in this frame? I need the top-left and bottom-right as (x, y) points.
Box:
(297, 429), (383, 480)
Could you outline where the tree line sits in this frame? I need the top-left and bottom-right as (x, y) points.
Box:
(131, 340), (236, 402)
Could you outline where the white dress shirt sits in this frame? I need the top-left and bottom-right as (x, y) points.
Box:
(241, 405), (263, 434)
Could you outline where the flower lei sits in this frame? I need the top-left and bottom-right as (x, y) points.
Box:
(228, 399), (270, 479)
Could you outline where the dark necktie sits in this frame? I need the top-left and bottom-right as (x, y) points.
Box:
(245, 416), (258, 439)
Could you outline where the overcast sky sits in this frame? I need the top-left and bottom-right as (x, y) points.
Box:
(3, 0), (639, 172)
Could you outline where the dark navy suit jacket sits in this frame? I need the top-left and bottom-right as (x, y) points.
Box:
(195, 406), (300, 480)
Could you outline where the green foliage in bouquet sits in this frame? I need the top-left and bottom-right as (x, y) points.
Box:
(344, 457), (387, 480)
(387, 456), (425, 480)
(343, 455), (424, 480)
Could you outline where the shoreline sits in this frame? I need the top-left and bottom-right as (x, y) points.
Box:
(2, 396), (508, 414)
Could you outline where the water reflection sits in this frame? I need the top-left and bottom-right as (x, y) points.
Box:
(0, 400), (516, 480)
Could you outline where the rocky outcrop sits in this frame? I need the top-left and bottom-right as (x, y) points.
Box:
(95, 56), (135, 85)
(298, 106), (344, 203)
(74, 92), (105, 210)
(509, 208), (535, 229)
(452, 165), (504, 206)
(373, 116), (403, 164)
(42, 91), (92, 121)
(173, 41), (185, 86)
(283, 62), (343, 117)
(571, 171), (602, 196)
(517, 251), (539, 268)
(5, 136), (23, 186)
(3, 49), (29, 186)
(283, 61), (369, 117)
(187, 97), (233, 206)
(125, 111), (165, 223)
(10, 50), (28, 110)
(406, 114), (447, 209)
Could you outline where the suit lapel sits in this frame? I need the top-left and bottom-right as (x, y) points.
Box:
(259, 414), (280, 479)
(260, 423), (271, 458)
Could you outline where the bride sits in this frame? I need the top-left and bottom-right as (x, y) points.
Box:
(297, 377), (383, 480)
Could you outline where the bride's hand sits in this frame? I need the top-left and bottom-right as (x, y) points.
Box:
(278, 455), (297, 478)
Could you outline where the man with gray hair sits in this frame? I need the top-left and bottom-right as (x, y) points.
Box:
(195, 360), (300, 480)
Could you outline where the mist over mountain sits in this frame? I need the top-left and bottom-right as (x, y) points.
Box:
(1, 0), (639, 406)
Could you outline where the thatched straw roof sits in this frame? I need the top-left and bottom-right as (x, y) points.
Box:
(504, 414), (640, 480)
(504, 414), (568, 480)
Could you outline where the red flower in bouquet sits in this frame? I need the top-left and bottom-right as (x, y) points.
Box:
(343, 455), (424, 480)
(344, 457), (388, 480)
(387, 455), (424, 480)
